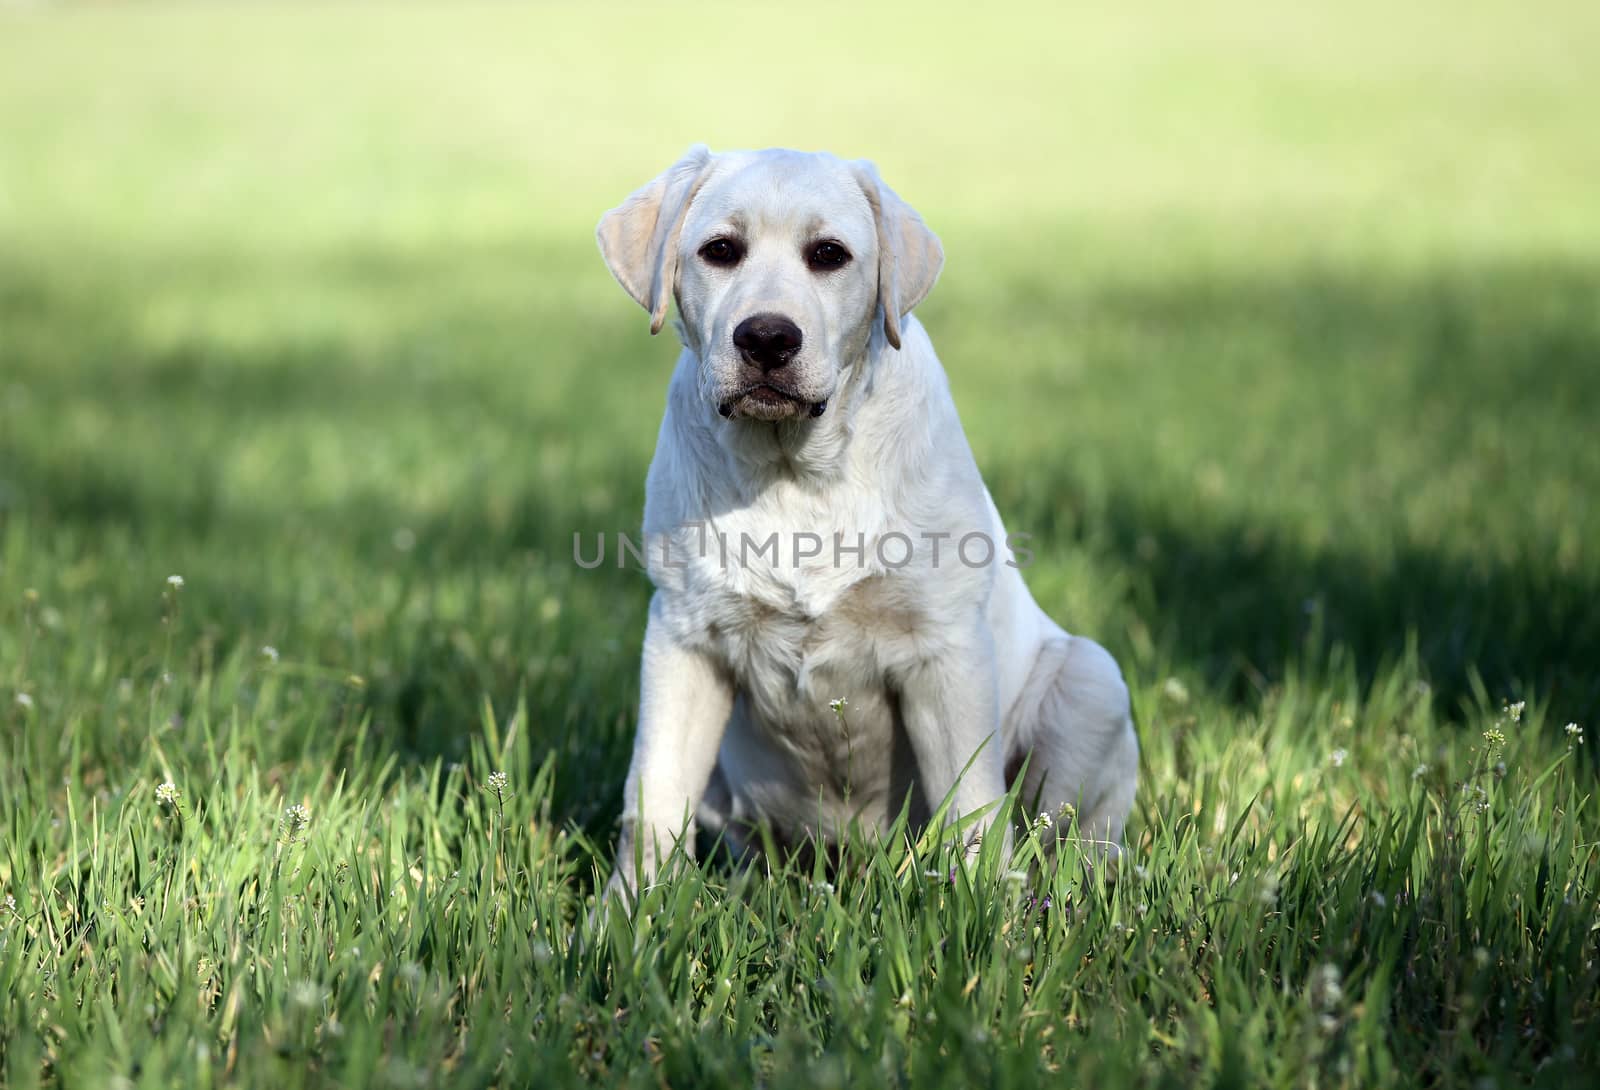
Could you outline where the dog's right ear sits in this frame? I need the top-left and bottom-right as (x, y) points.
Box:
(596, 145), (715, 335)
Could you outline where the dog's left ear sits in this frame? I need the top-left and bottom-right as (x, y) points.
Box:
(850, 160), (944, 351)
(597, 145), (715, 335)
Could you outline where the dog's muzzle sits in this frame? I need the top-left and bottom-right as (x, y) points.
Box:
(719, 313), (827, 420)
(718, 385), (828, 421)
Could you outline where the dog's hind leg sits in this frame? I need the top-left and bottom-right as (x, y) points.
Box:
(1005, 633), (1139, 859)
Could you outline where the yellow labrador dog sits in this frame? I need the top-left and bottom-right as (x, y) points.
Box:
(596, 146), (1137, 897)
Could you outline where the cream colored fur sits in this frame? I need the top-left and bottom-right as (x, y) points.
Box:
(596, 146), (1138, 898)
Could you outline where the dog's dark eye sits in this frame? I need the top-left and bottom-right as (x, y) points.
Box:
(807, 240), (852, 271)
(700, 238), (744, 267)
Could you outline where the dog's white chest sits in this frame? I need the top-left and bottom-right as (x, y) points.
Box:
(646, 483), (931, 820)
(650, 471), (899, 616)
(698, 574), (915, 830)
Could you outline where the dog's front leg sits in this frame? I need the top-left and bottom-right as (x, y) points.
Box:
(605, 596), (734, 903)
(898, 630), (1011, 859)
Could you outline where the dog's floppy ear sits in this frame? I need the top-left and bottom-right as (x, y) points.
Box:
(851, 160), (944, 351)
(596, 145), (715, 335)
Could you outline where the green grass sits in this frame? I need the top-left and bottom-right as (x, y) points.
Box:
(2, 2), (1598, 1086)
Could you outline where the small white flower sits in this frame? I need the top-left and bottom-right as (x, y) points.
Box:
(260, 645), (280, 663)
(1412, 763), (1429, 780)
(1329, 748), (1348, 768)
(1565, 723), (1584, 744)
(486, 771), (509, 795)
(1506, 701), (1525, 723)
(13, 692), (33, 710)
(1133, 864), (1151, 882)
(1035, 810), (1053, 829)
(1368, 890), (1387, 908)
(811, 881), (834, 896)
(829, 698), (848, 714)
(3, 893), (16, 912)
(285, 804), (311, 832)
(166, 575), (185, 589)
(155, 782), (181, 806)
(1161, 677), (1190, 705)
(1310, 963), (1343, 1010)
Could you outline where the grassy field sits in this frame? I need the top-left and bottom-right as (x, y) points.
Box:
(2, 2), (1599, 1086)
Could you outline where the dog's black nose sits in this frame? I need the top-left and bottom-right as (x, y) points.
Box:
(733, 314), (803, 371)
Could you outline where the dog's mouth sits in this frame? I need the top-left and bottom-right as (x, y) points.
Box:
(718, 384), (828, 422)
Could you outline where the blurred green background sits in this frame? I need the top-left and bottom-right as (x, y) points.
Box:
(2, 0), (1597, 812)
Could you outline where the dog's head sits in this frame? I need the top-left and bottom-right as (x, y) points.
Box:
(597, 147), (943, 422)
